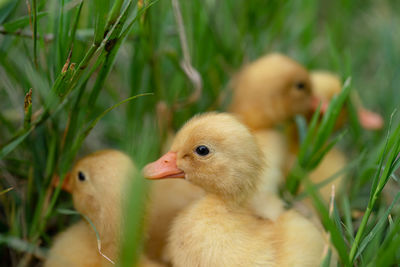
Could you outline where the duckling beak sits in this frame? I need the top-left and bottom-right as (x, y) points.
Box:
(52, 172), (73, 193)
(143, 151), (185, 180)
(310, 96), (329, 114)
(358, 107), (384, 130)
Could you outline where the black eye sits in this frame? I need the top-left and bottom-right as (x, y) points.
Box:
(295, 82), (306, 90)
(195, 145), (210, 156)
(78, 171), (86, 181)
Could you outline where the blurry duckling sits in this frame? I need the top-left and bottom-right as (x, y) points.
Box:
(144, 113), (325, 267)
(230, 53), (313, 130)
(230, 53), (314, 218)
(45, 150), (163, 267)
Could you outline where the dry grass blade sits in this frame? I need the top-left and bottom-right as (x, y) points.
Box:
(171, 0), (202, 109)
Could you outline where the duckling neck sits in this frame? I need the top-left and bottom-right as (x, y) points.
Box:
(282, 120), (301, 154)
(205, 193), (251, 212)
(93, 206), (121, 259)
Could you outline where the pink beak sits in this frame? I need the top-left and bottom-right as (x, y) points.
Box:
(358, 108), (384, 130)
(52, 172), (72, 193)
(143, 151), (185, 180)
(311, 96), (329, 114)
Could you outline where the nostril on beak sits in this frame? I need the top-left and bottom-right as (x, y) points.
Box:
(164, 160), (168, 163)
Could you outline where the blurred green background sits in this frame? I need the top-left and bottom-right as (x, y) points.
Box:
(0, 0), (399, 266)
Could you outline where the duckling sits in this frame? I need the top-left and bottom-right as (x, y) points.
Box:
(230, 53), (314, 217)
(45, 150), (163, 267)
(230, 54), (382, 209)
(144, 113), (325, 267)
(231, 53), (313, 130)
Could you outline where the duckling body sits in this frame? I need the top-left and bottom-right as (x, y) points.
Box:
(45, 221), (105, 267)
(144, 113), (325, 267)
(169, 196), (323, 267)
(250, 129), (288, 219)
(307, 148), (347, 202)
(146, 179), (204, 261)
(45, 150), (163, 267)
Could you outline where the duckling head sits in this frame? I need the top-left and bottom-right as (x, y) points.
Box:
(310, 71), (342, 103)
(230, 53), (313, 129)
(144, 113), (264, 203)
(62, 150), (135, 222)
(310, 71), (384, 130)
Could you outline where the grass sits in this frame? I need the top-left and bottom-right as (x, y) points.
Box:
(0, 0), (400, 266)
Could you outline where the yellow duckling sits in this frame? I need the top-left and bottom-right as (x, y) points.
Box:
(231, 53), (313, 130)
(230, 53), (315, 218)
(144, 113), (325, 267)
(45, 150), (163, 267)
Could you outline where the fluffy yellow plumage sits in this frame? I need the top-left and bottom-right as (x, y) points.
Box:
(144, 113), (325, 267)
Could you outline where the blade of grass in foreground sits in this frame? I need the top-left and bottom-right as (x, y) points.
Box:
(349, 112), (400, 264)
(304, 178), (350, 266)
(119, 122), (160, 266)
(287, 77), (351, 194)
(354, 191), (400, 260)
(373, 217), (400, 267)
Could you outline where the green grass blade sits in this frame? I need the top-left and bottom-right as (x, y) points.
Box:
(0, 234), (47, 259)
(66, 0), (83, 52)
(0, 187), (14, 195)
(320, 249), (332, 267)
(298, 103), (321, 161)
(0, 0), (18, 24)
(294, 115), (308, 143)
(341, 195), (354, 242)
(349, 115), (400, 263)
(312, 77), (351, 153)
(0, 129), (33, 160)
(304, 178), (350, 266)
(355, 191), (400, 260)
(70, 93), (153, 156)
(32, 0), (38, 67)
(93, 0), (110, 45)
(1, 12), (47, 32)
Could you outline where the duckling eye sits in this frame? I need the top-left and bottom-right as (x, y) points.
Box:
(195, 145), (210, 156)
(295, 82), (306, 90)
(78, 171), (86, 182)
